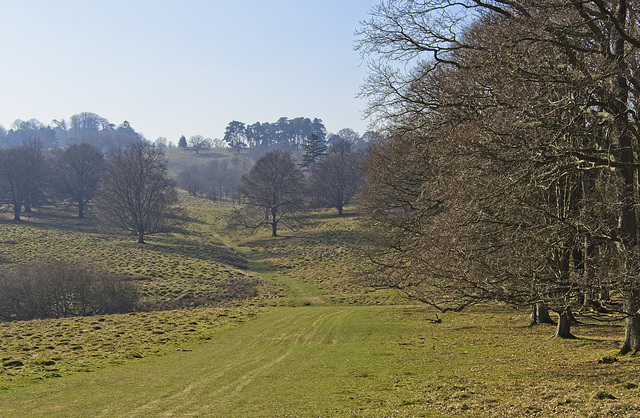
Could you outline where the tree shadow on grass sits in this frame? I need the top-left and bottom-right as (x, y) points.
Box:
(242, 229), (365, 251)
(138, 238), (249, 270)
(0, 209), (99, 235)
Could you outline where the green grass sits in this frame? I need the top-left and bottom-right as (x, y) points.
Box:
(232, 208), (400, 306)
(0, 306), (262, 390)
(1, 198), (640, 416)
(162, 146), (236, 177)
(1, 305), (639, 417)
(0, 200), (277, 304)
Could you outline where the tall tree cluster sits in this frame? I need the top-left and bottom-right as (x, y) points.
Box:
(357, 0), (640, 351)
(223, 117), (327, 150)
(177, 155), (252, 203)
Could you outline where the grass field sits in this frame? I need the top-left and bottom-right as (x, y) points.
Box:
(1, 305), (638, 417)
(0, 196), (639, 416)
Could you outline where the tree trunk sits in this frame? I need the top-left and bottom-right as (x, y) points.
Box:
(78, 201), (85, 218)
(620, 315), (640, 355)
(271, 211), (278, 237)
(337, 206), (343, 216)
(620, 291), (640, 354)
(13, 206), (21, 221)
(613, 0), (640, 356)
(138, 225), (145, 244)
(553, 307), (576, 339)
(530, 303), (555, 326)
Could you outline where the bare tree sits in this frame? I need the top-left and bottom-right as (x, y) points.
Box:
(177, 165), (205, 197)
(96, 143), (180, 243)
(51, 143), (104, 218)
(154, 137), (167, 148)
(233, 150), (306, 236)
(309, 140), (364, 215)
(188, 135), (212, 154)
(0, 139), (47, 220)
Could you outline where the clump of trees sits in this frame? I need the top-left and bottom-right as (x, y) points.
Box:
(0, 111), (365, 242)
(0, 113), (143, 151)
(177, 155), (252, 203)
(356, 0), (640, 351)
(224, 117), (327, 150)
(0, 138), (181, 245)
(227, 134), (368, 236)
(0, 261), (138, 320)
(0, 139), (47, 220)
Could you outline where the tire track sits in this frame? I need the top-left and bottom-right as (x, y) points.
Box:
(128, 307), (352, 417)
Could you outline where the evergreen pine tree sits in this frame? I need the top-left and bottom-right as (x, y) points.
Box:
(300, 132), (327, 169)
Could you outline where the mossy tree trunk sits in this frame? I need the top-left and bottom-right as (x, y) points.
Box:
(529, 303), (555, 326)
(553, 307), (576, 339)
(620, 291), (640, 354)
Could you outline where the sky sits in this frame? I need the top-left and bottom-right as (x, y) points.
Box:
(0, 0), (380, 142)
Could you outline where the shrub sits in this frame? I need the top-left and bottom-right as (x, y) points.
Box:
(0, 261), (139, 321)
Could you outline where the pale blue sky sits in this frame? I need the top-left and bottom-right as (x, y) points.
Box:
(0, 0), (378, 142)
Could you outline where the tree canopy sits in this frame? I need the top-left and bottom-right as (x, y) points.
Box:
(224, 117), (327, 149)
(357, 0), (640, 349)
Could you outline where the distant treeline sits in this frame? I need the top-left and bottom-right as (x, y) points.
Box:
(222, 117), (375, 152)
(0, 113), (373, 155)
(0, 112), (144, 151)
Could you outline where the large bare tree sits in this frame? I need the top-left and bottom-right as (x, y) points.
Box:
(96, 143), (180, 243)
(51, 143), (104, 218)
(188, 135), (212, 154)
(309, 140), (364, 215)
(233, 150), (306, 237)
(0, 139), (47, 220)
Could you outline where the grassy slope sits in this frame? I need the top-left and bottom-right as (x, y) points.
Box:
(162, 147), (234, 177)
(0, 198), (275, 304)
(1, 197), (640, 416)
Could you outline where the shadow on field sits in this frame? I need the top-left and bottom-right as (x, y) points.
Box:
(0, 210), (99, 235)
(243, 229), (364, 249)
(139, 238), (248, 270)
